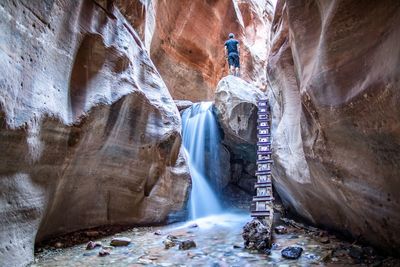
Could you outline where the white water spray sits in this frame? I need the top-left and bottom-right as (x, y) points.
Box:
(182, 102), (222, 219)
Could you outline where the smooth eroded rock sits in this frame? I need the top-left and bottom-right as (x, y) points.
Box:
(281, 246), (303, 259)
(267, 0), (400, 253)
(110, 237), (131, 247)
(0, 1), (190, 266)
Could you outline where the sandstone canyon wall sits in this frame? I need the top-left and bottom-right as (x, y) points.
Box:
(267, 0), (400, 252)
(0, 1), (190, 266)
(118, 0), (273, 101)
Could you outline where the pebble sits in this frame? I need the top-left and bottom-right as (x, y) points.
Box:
(188, 223), (199, 228)
(348, 245), (363, 260)
(86, 241), (102, 250)
(163, 239), (176, 249)
(233, 244), (242, 249)
(54, 242), (63, 249)
(274, 225), (288, 234)
(110, 237), (131, 246)
(281, 246), (303, 259)
(154, 230), (162, 236)
(179, 240), (196, 250)
(98, 249), (110, 257)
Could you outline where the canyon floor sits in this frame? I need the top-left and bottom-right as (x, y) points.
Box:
(32, 208), (400, 267)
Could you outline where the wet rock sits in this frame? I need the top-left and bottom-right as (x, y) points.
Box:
(86, 241), (102, 250)
(110, 237), (131, 247)
(274, 226), (288, 234)
(98, 249), (110, 257)
(242, 219), (272, 251)
(163, 239), (176, 249)
(188, 223), (199, 228)
(281, 246), (303, 259)
(154, 230), (162, 236)
(178, 240), (196, 250)
(321, 250), (333, 262)
(348, 245), (363, 261)
(233, 244), (242, 249)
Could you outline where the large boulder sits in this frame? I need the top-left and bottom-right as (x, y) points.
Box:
(214, 76), (264, 192)
(267, 0), (400, 253)
(120, 0), (273, 101)
(0, 1), (190, 266)
(214, 76), (264, 159)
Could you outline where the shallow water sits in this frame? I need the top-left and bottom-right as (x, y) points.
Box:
(33, 212), (394, 267)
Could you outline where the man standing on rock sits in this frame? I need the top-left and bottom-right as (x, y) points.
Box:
(224, 33), (240, 77)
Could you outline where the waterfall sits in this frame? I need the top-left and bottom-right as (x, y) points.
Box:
(181, 102), (222, 219)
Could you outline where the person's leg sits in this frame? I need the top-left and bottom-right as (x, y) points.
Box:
(234, 54), (240, 77)
(230, 65), (235, 75)
(235, 67), (240, 77)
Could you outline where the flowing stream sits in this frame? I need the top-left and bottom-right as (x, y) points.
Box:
(181, 102), (222, 219)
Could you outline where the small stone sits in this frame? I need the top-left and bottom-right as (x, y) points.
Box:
(188, 223), (199, 228)
(274, 225), (288, 234)
(110, 237), (131, 246)
(233, 244), (242, 249)
(178, 240), (196, 250)
(54, 242), (63, 248)
(86, 241), (102, 250)
(281, 246), (303, 259)
(85, 231), (99, 237)
(163, 239), (176, 249)
(154, 230), (162, 236)
(167, 235), (178, 241)
(319, 236), (330, 244)
(98, 249), (110, 257)
(349, 245), (363, 260)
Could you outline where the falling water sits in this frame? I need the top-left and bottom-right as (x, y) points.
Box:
(181, 102), (222, 219)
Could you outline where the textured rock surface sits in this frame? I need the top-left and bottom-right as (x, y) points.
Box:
(215, 76), (264, 152)
(242, 218), (272, 251)
(267, 0), (400, 252)
(0, 1), (189, 266)
(129, 0), (273, 101)
(214, 76), (263, 192)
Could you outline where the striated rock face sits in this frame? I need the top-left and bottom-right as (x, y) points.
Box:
(125, 0), (273, 101)
(267, 0), (400, 252)
(0, 1), (190, 266)
(214, 76), (263, 192)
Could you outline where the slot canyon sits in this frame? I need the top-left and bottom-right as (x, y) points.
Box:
(0, 0), (399, 266)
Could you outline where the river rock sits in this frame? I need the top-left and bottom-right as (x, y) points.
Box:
(86, 241), (102, 250)
(267, 0), (400, 253)
(274, 226), (288, 235)
(281, 246), (303, 259)
(98, 249), (110, 257)
(110, 237), (131, 247)
(163, 239), (176, 249)
(0, 1), (190, 266)
(178, 240), (197, 250)
(242, 218), (272, 251)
